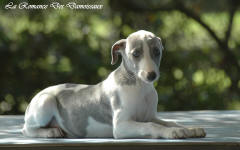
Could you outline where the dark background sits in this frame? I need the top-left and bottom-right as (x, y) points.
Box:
(0, 0), (240, 114)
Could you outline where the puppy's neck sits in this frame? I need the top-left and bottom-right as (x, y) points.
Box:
(114, 60), (153, 87)
(113, 61), (136, 86)
(120, 61), (135, 79)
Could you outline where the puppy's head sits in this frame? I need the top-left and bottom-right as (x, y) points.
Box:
(111, 30), (164, 83)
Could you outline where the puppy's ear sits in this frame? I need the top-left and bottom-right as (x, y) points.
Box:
(111, 39), (126, 65)
(157, 37), (164, 51)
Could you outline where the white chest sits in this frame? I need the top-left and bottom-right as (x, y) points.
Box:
(118, 84), (158, 122)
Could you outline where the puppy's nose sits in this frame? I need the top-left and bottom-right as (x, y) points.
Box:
(147, 72), (156, 81)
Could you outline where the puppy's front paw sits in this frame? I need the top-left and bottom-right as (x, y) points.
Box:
(188, 127), (206, 138)
(165, 128), (190, 139)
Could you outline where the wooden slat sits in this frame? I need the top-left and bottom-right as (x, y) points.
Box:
(1, 111), (240, 150)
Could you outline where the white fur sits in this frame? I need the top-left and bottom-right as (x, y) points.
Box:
(22, 30), (206, 139)
(102, 72), (118, 94)
(111, 30), (206, 139)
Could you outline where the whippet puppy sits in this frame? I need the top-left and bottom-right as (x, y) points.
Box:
(22, 30), (206, 139)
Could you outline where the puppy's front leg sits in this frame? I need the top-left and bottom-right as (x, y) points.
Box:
(113, 120), (194, 139)
(152, 117), (206, 138)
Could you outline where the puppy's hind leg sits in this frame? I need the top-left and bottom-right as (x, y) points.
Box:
(22, 93), (64, 138)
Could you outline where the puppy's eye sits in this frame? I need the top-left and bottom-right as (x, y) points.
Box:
(153, 47), (160, 56)
(132, 50), (141, 58)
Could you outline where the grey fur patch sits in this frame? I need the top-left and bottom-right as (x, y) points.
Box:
(65, 83), (78, 88)
(147, 37), (162, 66)
(90, 92), (112, 125)
(112, 92), (121, 110)
(55, 89), (81, 137)
(127, 35), (144, 61)
(55, 83), (113, 138)
(128, 35), (142, 50)
(114, 61), (136, 86)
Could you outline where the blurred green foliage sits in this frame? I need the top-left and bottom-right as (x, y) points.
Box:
(0, 0), (240, 114)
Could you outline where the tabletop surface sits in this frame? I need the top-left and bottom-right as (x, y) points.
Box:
(0, 110), (240, 146)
